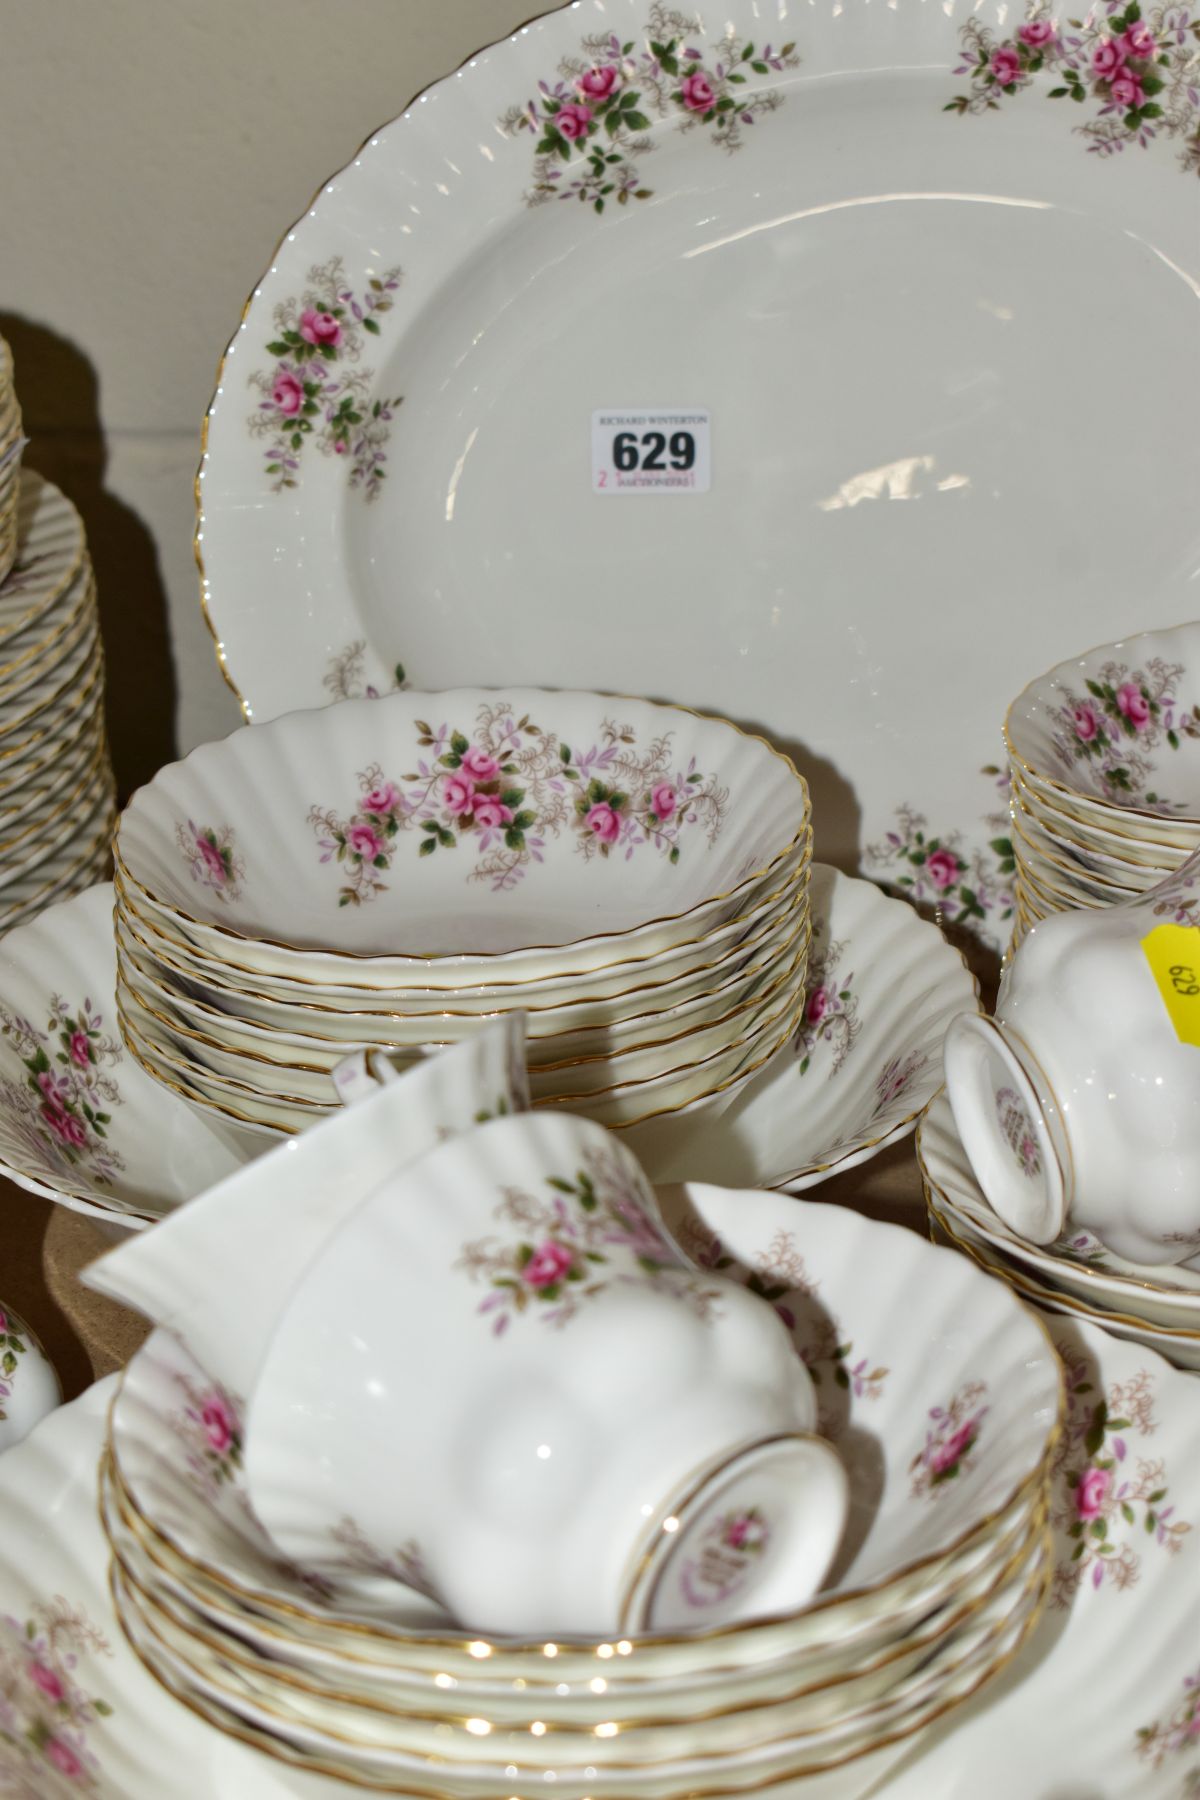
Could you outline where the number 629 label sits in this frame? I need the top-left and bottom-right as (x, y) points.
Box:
(592, 410), (711, 494)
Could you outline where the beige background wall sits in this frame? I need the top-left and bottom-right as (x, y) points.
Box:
(0, 0), (533, 796)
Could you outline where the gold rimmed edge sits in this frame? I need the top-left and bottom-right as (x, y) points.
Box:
(113, 700), (814, 968)
(924, 1186), (1200, 1342)
(113, 869), (809, 1027)
(1008, 756), (1197, 860)
(106, 1537), (1051, 1799)
(0, 478), (90, 650)
(116, 965), (808, 1133)
(1006, 809), (1139, 903)
(761, 932), (981, 1192)
(114, 915), (811, 1082)
(109, 1022), (298, 1139)
(0, 562), (97, 688)
(192, 0), (618, 724)
(0, 738), (112, 859)
(103, 1333), (1060, 1663)
(0, 587), (99, 733)
(0, 641), (107, 763)
(101, 1448), (1046, 1735)
(108, 1518), (1050, 1770)
(113, 849), (810, 998)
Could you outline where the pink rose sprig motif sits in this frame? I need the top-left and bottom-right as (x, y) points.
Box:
(0, 1598), (113, 1793)
(946, 3), (1200, 174)
(248, 255), (403, 498)
(322, 640), (408, 704)
(457, 1144), (722, 1336)
(1051, 1352), (1191, 1605)
(910, 1382), (989, 1500)
(680, 1507), (770, 1610)
(309, 704), (728, 906)
(170, 1373), (245, 1503)
(1136, 1665), (1200, 1771)
(176, 819), (243, 904)
(1050, 656), (1200, 809)
(794, 935), (860, 1078)
(501, 3), (798, 213)
(865, 801), (1015, 930)
(0, 1308), (29, 1426)
(679, 1221), (889, 1436)
(0, 996), (124, 1187)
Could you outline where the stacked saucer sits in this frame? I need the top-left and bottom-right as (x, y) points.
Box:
(100, 1186), (1060, 1799)
(1004, 624), (1200, 945)
(0, 471), (116, 933)
(918, 1091), (1200, 1374)
(0, 336), (22, 581)
(112, 689), (812, 1139)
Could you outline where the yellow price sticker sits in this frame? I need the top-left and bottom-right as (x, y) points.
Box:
(1141, 921), (1200, 1047)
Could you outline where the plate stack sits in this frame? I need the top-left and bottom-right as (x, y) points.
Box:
(1003, 625), (1200, 947)
(100, 1189), (1060, 1800)
(0, 336), (22, 581)
(0, 464), (116, 933)
(112, 688), (812, 1140)
(919, 1092), (1200, 1374)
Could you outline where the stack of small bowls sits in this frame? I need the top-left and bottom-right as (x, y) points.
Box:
(98, 1178), (1061, 1800)
(0, 467), (117, 933)
(1004, 624), (1200, 946)
(113, 689), (812, 1139)
(918, 1092), (1200, 1373)
(0, 336), (22, 580)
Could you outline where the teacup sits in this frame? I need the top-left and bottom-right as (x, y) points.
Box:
(83, 1016), (529, 1397)
(244, 1110), (848, 1636)
(944, 850), (1200, 1265)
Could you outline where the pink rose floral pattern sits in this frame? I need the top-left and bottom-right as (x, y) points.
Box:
(1048, 656), (1200, 810)
(1051, 1351), (1191, 1606)
(681, 1221), (889, 1437)
(322, 641), (409, 704)
(309, 703), (728, 905)
(1136, 1666), (1200, 1772)
(0, 1309), (30, 1427)
(176, 820), (243, 904)
(169, 1373), (244, 1503)
(995, 1085), (1042, 1179)
(947, 3), (1200, 176)
(0, 1598), (113, 1796)
(680, 1506), (770, 1610)
(910, 1381), (989, 1499)
(247, 256), (403, 498)
(457, 1143), (721, 1335)
(501, 3), (798, 213)
(794, 935), (860, 1077)
(0, 996), (124, 1187)
(865, 788), (1015, 931)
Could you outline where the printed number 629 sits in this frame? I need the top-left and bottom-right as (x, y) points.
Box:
(1169, 963), (1199, 996)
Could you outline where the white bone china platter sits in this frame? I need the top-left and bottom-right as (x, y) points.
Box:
(197, 0), (1200, 947)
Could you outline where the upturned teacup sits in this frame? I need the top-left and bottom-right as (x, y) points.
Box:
(243, 1110), (847, 1636)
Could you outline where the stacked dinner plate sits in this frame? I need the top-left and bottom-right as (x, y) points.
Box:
(100, 1188), (1061, 1800)
(0, 471), (116, 932)
(113, 689), (812, 1139)
(918, 1091), (1200, 1374)
(1003, 624), (1200, 947)
(0, 336), (22, 582)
